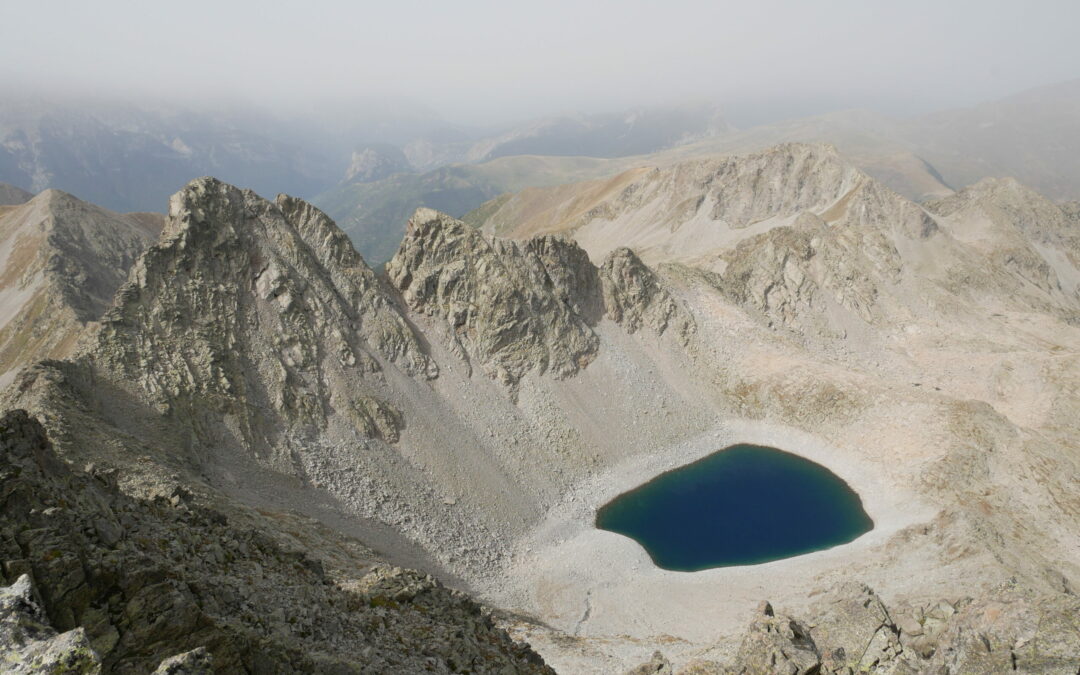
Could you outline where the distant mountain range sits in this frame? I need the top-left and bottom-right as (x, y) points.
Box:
(3, 80), (1079, 263)
(314, 79), (1080, 263)
(0, 99), (728, 214)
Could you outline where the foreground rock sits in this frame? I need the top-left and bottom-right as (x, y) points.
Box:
(630, 584), (1080, 674)
(0, 409), (551, 673)
(0, 575), (100, 674)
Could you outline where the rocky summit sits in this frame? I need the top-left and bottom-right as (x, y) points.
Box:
(0, 142), (1077, 674)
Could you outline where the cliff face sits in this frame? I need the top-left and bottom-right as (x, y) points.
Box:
(84, 178), (437, 465)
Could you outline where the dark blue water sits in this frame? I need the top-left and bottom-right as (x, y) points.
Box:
(596, 444), (873, 571)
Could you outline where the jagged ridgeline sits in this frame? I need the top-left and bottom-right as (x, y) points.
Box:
(1, 141), (1078, 674)
(0, 189), (162, 385)
(1, 172), (702, 598)
(0, 174), (699, 672)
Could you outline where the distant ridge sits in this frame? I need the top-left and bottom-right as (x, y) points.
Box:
(0, 182), (32, 205)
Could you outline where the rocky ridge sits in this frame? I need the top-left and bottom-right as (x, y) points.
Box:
(3, 176), (702, 582)
(627, 581), (1080, 674)
(0, 409), (551, 673)
(387, 208), (693, 391)
(926, 177), (1080, 299)
(474, 144), (1080, 339)
(0, 189), (161, 384)
(1, 144), (1078, 673)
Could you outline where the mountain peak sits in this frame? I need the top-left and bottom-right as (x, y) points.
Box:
(0, 186), (160, 383)
(389, 209), (600, 387)
(101, 178), (436, 423)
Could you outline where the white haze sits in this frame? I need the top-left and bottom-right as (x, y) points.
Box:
(2, 0), (1079, 125)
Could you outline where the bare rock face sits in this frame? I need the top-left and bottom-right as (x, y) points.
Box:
(387, 208), (697, 390)
(89, 177), (433, 463)
(600, 247), (694, 343)
(714, 212), (897, 334)
(702, 161), (943, 336)
(699, 143), (862, 229)
(0, 409), (552, 674)
(387, 208), (601, 388)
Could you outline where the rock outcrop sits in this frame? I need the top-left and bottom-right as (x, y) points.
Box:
(632, 583), (1080, 674)
(387, 208), (694, 389)
(713, 211), (900, 334)
(600, 247), (694, 343)
(0, 409), (552, 673)
(387, 208), (600, 387)
(87, 178), (434, 464)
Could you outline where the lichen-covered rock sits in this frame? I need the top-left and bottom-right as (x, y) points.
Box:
(0, 575), (102, 674)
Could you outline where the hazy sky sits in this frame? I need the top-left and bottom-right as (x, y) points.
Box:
(3, 0), (1079, 125)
